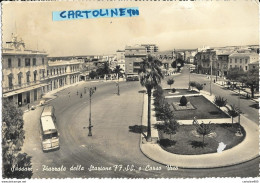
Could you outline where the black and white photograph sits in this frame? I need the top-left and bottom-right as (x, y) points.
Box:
(1, 0), (259, 181)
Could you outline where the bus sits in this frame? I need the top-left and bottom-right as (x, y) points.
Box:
(126, 74), (139, 81)
(40, 106), (60, 151)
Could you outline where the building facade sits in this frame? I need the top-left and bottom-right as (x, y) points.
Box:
(125, 45), (147, 75)
(195, 49), (217, 75)
(215, 53), (231, 77)
(2, 34), (48, 106)
(116, 50), (126, 72)
(141, 44), (158, 54)
(228, 53), (258, 72)
(46, 60), (81, 91)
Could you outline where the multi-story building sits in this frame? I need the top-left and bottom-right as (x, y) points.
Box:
(228, 53), (258, 72)
(194, 49), (217, 75)
(125, 45), (147, 75)
(216, 52), (232, 77)
(46, 60), (81, 91)
(116, 50), (126, 72)
(141, 44), (158, 54)
(2, 34), (48, 106)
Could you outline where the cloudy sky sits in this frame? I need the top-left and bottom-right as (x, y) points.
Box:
(2, 1), (259, 56)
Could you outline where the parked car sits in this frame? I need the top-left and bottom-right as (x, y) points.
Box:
(126, 75), (139, 81)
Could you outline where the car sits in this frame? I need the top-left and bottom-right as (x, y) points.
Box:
(126, 75), (139, 81)
(30, 105), (36, 110)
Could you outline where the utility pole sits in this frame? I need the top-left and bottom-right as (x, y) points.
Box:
(188, 66), (191, 90)
(210, 58), (212, 96)
(238, 86), (241, 124)
(88, 87), (96, 136)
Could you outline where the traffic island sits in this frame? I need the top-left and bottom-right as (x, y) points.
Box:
(140, 89), (259, 168)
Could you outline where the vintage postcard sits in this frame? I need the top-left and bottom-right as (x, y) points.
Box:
(1, 0), (259, 181)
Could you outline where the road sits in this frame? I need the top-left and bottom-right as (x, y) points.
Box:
(22, 74), (259, 178)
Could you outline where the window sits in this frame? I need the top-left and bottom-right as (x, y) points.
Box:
(230, 59), (232, 63)
(235, 65), (238, 68)
(18, 74), (22, 86)
(8, 75), (13, 89)
(34, 72), (37, 82)
(26, 72), (30, 83)
(245, 66), (248, 71)
(18, 58), (21, 67)
(8, 58), (12, 68)
(33, 58), (36, 66)
(47, 70), (49, 76)
(240, 59), (242, 64)
(245, 59), (248, 64)
(42, 58), (45, 65)
(230, 65), (232, 68)
(54, 69), (55, 75)
(235, 59), (237, 63)
(25, 58), (31, 66)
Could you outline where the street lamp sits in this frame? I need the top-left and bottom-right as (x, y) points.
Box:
(188, 66), (191, 90)
(88, 86), (96, 136)
(210, 59), (213, 96)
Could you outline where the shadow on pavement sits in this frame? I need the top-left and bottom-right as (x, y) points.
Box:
(249, 103), (259, 109)
(138, 90), (146, 94)
(129, 125), (147, 139)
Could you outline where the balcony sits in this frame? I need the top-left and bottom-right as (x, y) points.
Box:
(3, 80), (43, 93)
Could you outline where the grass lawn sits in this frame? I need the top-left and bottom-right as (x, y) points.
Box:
(163, 89), (198, 97)
(165, 95), (229, 120)
(157, 123), (245, 155)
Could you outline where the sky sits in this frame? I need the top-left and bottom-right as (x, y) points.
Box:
(2, 1), (259, 57)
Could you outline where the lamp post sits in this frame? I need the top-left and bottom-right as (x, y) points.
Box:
(210, 59), (212, 96)
(238, 86), (241, 124)
(88, 87), (96, 136)
(188, 66), (191, 90)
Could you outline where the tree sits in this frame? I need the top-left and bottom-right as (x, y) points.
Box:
(139, 55), (164, 141)
(103, 62), (112, 80)
(180, 96), (188, 106)
(113, 65), (123, 80)
(2, 99), (32, 178)
(196, 83), (203, 93)
(214, 96), (227, 108)
(195, 122), (213, 147)
(226, 67), (246, 85)
(189, 81), (196, 91)
(227, 104), (239, 124)
(89, 70), (97, 79)
(245, 68), (259, 98)
(162, 119), (179, 140)
(167, 78), (174, 89)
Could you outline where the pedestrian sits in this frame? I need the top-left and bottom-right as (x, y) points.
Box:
(28, 104), (30, 110)
(80, 93), (82, 98)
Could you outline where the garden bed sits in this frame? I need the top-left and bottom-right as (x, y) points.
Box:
(163, 89), (198, 97)
(165, 95), (229, 120)
(157, 123), (245, 155)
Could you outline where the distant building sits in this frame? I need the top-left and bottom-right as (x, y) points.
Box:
(216, 52), (232, 77)
(228, 53), (258, 72)
(46, 60), (81, 91)
(141, 44), (158, 54)
(125, 45), (147, 75)
(248, 61), (259, 71)
(116, 50), (125, 72)
(194, 49), (217, 75)
(2, 34), (48, 106)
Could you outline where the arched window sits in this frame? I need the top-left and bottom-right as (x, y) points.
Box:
(26, 71), (30, 84)
(8, 73), (13, 89)
(17, 72), (23, 86)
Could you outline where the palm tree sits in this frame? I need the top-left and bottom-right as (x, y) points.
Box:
(139, 55), (164, 142)
(103, 62), (111, 80)
(113, 65), (123, 80)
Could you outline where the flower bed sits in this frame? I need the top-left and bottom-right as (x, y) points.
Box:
(158, 123), (245, 155)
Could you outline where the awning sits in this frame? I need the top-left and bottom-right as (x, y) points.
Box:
(3, 83), (49, 98)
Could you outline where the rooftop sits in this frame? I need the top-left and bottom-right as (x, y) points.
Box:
(48, 60), (81, 66)
(229, 53), (258, 58)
